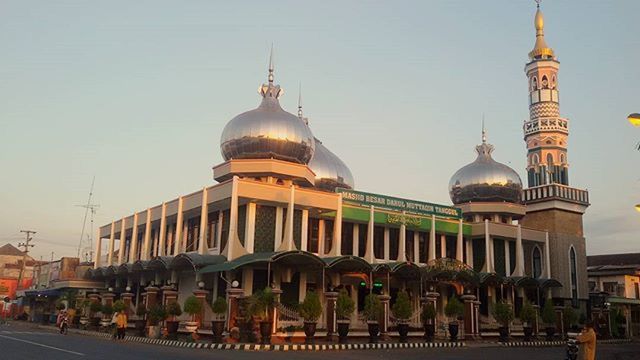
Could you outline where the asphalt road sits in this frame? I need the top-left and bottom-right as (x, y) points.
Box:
(1, 321), (638, 360)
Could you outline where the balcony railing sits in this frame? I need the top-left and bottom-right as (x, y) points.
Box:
(523, 183), (589, 205)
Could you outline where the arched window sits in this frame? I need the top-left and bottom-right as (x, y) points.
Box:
(541, 75), (549, 89)
(532, 246), (542, 278)
(560, 153), (566, 164)
(551, 75), (557, 89)
(546, 153), (553, 166)
(570, 246), (578, 306)
(532, 154), (539, 165)
(531, 77), (538, 91)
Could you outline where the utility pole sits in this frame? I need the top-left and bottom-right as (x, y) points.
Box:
(17, 230), (36, 291)
(47, 251), (55, 286)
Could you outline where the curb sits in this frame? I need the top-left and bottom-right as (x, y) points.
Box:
(499, 341), (564, 347)
(67, 328), (466, 351)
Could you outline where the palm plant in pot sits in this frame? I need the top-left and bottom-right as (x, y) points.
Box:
(100, 303), (114, 328)
(78, 299), (90, 328)
(249, 287), (275, 344)
(421, 303), (436, 342)
(541, 300), (557, 341)
(89, 301), (102, 329)
(519, 300), (536, 342)
(492, 301), (514, 343)
(444, 297), (464, 342)
(392, 291), (413, 343)
(165, 301), (182, 340)
(183, 296), (202, 333)
(335, 289), (355, 344)
(134, 304), (147, 337)
(298, 291), (322, 344)
(147, 304), (167, 339)
(210, 297), (227, 343)
(363, 293), (382, 344)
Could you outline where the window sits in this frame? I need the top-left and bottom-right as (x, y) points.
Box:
(531, 76), (538, 91)
(532, 246), (542, 278)
(207, 211), (219, 248)
(374, 226), (384, 259)
(547, 153), (553, 166)
(569, 246), (578, 307)
(541, 75), (549, 89)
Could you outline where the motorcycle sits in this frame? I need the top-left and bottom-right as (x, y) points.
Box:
(565, 338), (579, 360)
(59, 316), (69, 335)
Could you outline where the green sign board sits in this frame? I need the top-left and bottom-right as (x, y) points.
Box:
(336, 189), (461, 219)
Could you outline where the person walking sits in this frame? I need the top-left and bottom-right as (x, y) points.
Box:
(110, 311), (118, 340)
(576, 320), (597, 360)
(116, 309), (128, 340)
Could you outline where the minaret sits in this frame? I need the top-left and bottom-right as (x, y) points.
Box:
(520, 2), (590, 308)
(523, 2), (569, 187)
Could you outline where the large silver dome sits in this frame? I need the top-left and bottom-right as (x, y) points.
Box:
(308, 138), (355, 192)
(220, 67), (315, 164)
(449, 137), (522, 204)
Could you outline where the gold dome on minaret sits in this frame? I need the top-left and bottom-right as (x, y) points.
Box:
(529, 3), (555, 60)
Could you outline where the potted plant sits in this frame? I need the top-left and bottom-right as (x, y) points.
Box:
(335, 289), (355, 344)
(210, 297), (227, 343)
(77, 299), (90, 328)
(165, 301), (182, 339)
(113, 300), (126, 314)
(135, 304), (147, 337)
(363, 293), (382, 344)
(251, 287), (275, 344)
(421, 303), (436, 342)
(563, 306), (578, 334)
(147, 304), (167, 339)
(541, 300), (557, 341)
(89, 301), (102, 329)
(492, 301), (514, 343)
(444, 297), (464, 342)
(101, 303), (114, 328)
(298, 291), (322, 344)
(183, 296), (202, 333)
(392, 291), (413, 343)
(519, 300), (536, 342)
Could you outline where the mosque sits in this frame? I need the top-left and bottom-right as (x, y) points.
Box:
(87, 5), (590, 338)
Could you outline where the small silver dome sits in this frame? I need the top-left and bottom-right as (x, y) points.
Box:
(308, 138), (355, 192)
(449, 137), (522, 204)
(220, 67), (315, 164)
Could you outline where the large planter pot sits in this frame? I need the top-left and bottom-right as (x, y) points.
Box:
(423, 322), (435, 342)
(135, 319), (147, 337)
(184, 321), (198, 333)
(259, 320), (272, 344)
(79, 316), (89, 327)
(236, 317), (250, 343)
(100, 318), (111, 329)
(448, 322), (459, 342)
(545, 326), (555, 341)
(147, 325), (161, 339)
(397, 322), (409, 343)
(523, 326), (533, 342)
(367, 321), (380, 344)
(498, 326), (509, 343)
(166, 320), (180, 340)
(303, 321), (317, 344)
(211, 320), (225, 343)
(337, 320), (350, 344)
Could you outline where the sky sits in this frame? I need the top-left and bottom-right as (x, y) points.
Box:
(0, 0), (638, 261)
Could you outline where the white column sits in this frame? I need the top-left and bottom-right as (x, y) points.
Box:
(153, 225), (160, 257)
(244, 202), (257, 253)
(198, 187), (208, 255)
(514, 225), (524, 277)
(278, 185), (296, 252)
(173, 197), (184, 256)
(298, 272), (307, 302)
(484, 219), (492, 273)
(505, 240), (511, 277)
(107, 222), (115, 266)
(129, 212), (139, 263)
(317, 219), (325, 256)
(94, 228), (102, 269)
(242, 268), (253, 296)
(301, 209), (309, 251)
(413, 232), (420, 263)
(456, 218), (464, 262)
(274, 207), (283, 250)
(428, 215), (436, 262)
(158, 203), (167, 257)
(383, 227), (389, 261)
(440, 234), (446, 258)
(466, 238), (474, 268)
(215, 212), (223, 252)
(142, 208), (152, 261)
(329, 193), (343, 256)
(397, 213), (406, 262)
(544, 231), (551, 278)
(222, 176), (247, 261)
(118, 218), (126, 264)
(352, 224), (359, 256)
(364, 205), (375, 263)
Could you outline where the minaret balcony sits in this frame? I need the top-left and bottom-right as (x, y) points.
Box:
(523, 183), (589, 207)
(523, 117), (569, 136)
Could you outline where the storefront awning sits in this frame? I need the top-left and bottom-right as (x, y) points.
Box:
(148, 256), (174, 271)
(198, 250), (325, 275)
(538, 278), (562, 288)
(323, 256), (372, 273)
(507, 276), (540, 288)
(608, 296), (640, 306)
(170, 253), (226, 272)
(478, 272), (503, 285)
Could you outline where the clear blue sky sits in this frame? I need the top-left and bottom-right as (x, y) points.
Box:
(1, 0), (638, 260)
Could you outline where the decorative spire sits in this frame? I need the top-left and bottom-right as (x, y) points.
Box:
(529, 1), (554, 60)
(476, 117), (494, 158)
(481, 114), (487, 144)
(259, 44), (283, 99)
(297, 82), (309, 125)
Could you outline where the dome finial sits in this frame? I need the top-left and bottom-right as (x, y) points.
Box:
(529, 0), (554, 60)
(268, 43), (274, 84)
(297, 82), (309, 125)
(259, 44), (283, 99)
(481, 113), (487, 144)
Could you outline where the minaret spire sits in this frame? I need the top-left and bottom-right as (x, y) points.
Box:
(481, 114), (487, 144)
(259, 44), (282, 99)
(268, 43), (274, 84)
(297, 83), (309, 125)
(529, 0), (554, 60)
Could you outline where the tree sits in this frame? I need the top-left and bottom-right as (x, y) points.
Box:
(363, 294), (382, 322)
(421, 303), (436, 324)
(211, 297), (227, 319)
(298, 291), (323, 322)
(113, 300), (126, 313)
(519, 300), (536, 325)
(492, 301), (514, 327)
(183, 296), (202, 321)
(392, 291), (413, 321)
(541, 300), (556, 326)
(335, 289), (355, 321)
(444, 297), (464, 321)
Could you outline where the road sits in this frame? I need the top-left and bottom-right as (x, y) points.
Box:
(1, 321), (638, 360)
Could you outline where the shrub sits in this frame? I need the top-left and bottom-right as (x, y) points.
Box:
(55, 301), (66, 311)
(363, 293), (382, 322)
(166, 301), (182, 319)
(519, 300), (536, 325)
(135, 303), (147, 318)
(147, 305), (167, 326)
(89, 301), (102, 316)
(492, 301), (514, 327)
(113, 300), (126, 313)
(102, 303), (114, 316)
(335, 289), (355, 321)
(541, 300), (556, 326)
(563, 306), (577, 329)
(183, 296), (202, 318)
(391, 291), (413, 321)
(444, 297), (464, 321)
(421, 303), (436, 324)
(298, 291), (323, 322)
(211, 297), (227, 318)
(249, 287), (275, 321)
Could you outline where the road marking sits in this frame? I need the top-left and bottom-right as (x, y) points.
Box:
(0, 334), (85, 356)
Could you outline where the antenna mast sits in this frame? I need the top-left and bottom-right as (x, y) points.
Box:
(76, 177), (99, 259)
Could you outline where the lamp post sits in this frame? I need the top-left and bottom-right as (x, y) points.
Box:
(628, 113), (640, 127)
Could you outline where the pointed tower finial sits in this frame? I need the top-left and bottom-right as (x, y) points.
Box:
(297, 82), (303, 118)
(482, 113), (487, 144)
(268, 43), (274, 84)
(529, 0), (554, 59)
(259, 44), (282, 99)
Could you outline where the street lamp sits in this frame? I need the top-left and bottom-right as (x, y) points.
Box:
(635, 204), (640, 212)
(628, 113), (640, 127)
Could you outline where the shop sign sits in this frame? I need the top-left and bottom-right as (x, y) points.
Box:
(337, 189), (461, 219)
